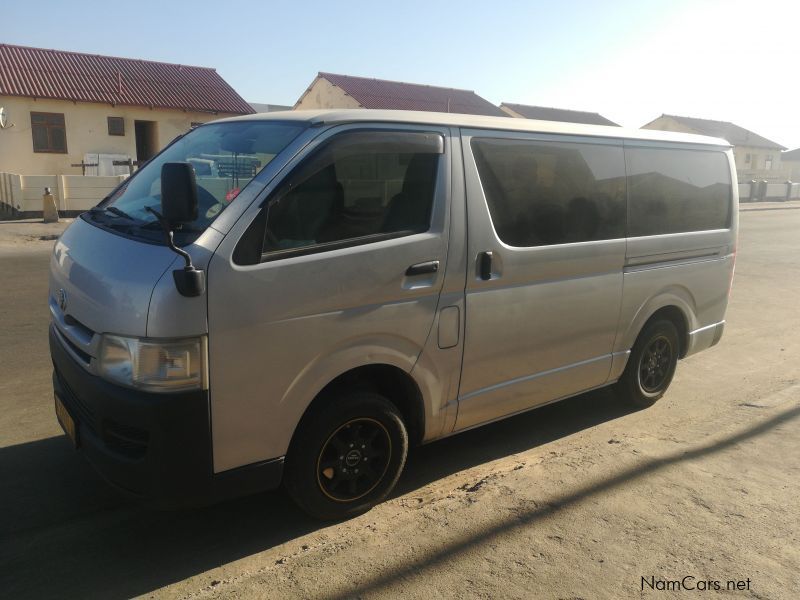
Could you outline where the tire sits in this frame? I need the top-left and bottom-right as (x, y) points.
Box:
(284, 392), (408, 520)
(616, 319), (680, 408)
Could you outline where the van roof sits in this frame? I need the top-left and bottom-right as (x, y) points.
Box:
(214, 109), (731, 148)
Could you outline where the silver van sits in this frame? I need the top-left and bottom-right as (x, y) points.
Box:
(50, 110), (737, 519)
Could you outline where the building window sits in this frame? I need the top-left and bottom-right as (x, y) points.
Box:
(107, 117), (125, 136)
(30, 112), (67, 153)
(765, 155), (773, 170)
(745, 153), (751, 164)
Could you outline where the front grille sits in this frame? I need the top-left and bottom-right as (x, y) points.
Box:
(54, 325), (91, 365)
(61, 333), (91, 364)
(56, 370), (97, 436)
(103, 420), (150, 460)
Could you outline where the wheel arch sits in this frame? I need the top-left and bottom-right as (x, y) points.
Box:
(618, 287), (697, 359)
(290, 363), (426, 451)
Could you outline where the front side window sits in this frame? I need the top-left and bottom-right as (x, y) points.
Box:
(472, 138), (626, 247)
(87, 120), (307, 243)
(31, 112), (67, 153)
(262, 130), (443, 257)
(626, 147), (731, 236)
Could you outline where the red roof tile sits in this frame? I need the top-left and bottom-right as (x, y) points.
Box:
(0, 44), (253, 115)
(501, 103), (619, 126)
(309, 72), (506, 117)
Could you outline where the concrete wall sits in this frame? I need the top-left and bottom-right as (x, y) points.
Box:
(643, 115), (788, 182)
(293, 78), (361, 110)
(0, 96), (238, 176)
(0, 172), (126, 218)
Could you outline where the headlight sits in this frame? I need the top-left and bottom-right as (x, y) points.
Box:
(98, 334), (208, 392)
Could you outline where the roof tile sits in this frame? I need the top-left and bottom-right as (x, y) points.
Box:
(0, 44), (253, 115)
(650, 114), (785, 150)
(312, 72), (506, 117)
(501, 103), (619, 126)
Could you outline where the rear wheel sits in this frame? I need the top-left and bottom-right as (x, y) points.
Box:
(284, 392), (408, 520)
(616, 319), (679, 408)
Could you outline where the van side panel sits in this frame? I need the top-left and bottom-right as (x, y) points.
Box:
(412, 128), (468, 441)
(454, 131), (626, 432)
(207, 124), (453, 472)
(611, 147), (737, 375)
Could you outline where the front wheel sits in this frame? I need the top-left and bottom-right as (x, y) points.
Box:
(284, 392), (408, 520)
(616, 319), (680, 408)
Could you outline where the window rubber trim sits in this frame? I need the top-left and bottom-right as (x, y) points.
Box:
(259, 229), (425, 263)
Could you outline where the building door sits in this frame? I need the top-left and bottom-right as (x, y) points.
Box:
(134, 120), (157, 161)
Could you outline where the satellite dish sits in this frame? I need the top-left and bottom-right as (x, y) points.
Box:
(0, 107), (10, 129)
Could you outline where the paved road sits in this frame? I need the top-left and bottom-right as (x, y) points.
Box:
(1, 210), (798, 599)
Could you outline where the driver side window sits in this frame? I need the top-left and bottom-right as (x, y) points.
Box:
(262, 130), (443, 258)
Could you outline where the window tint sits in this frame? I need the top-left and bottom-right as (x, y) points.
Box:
(626, 147), (731, 236)
(263, 131), (442, 255)
(472, 138), (626, 246)
(31, 112), (67, 153)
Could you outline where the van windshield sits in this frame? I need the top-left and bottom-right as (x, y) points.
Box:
(85, 120), (307, 243)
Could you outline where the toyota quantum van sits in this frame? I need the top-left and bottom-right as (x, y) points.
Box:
(50, 110), (737, 519)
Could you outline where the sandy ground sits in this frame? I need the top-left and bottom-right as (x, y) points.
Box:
(0, 208), (798, 599)
(0, 218), (74, 251)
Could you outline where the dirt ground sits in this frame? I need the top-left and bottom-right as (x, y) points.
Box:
(0, 208), (798, 599)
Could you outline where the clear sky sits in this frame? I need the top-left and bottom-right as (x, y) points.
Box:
(6, 0), (800, 149)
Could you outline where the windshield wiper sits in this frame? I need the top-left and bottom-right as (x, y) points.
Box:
(90, 205), (138, 221)
(106, 206), (137, 220)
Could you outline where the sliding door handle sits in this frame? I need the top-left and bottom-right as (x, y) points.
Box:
(406, 260), (440, 276)
(478, 251), (493, 281)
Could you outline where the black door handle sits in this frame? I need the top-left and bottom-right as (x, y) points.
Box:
(478, 251), (493, 281)
(406, 260), (440, 276)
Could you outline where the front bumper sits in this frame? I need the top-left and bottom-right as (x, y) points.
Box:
(50, 324), (283, 507)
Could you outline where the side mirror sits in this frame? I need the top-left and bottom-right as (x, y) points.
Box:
(161, 162), (198, 224)
(146, 162), (205, 298)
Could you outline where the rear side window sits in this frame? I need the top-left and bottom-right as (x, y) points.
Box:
(471, 138), (626, 247)
(263, 130), (443, 256)
(626, 147), (732, 236)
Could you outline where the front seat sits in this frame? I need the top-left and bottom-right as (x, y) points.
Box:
(381, 154), (438, 233)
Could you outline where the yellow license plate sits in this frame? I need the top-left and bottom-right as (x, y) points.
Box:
(55, 394), (78, 447)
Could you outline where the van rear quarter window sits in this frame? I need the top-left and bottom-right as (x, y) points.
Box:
(471, 138), (626, 247)
(626, 147), (732, 236)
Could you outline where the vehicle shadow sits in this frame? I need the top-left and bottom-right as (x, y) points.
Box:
(323, 403), (800, 600)
(0, 387), (632, 599)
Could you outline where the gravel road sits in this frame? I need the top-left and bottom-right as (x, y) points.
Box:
(0, 209), (797, 599)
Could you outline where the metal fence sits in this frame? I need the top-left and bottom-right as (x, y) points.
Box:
(739, 180), (800, 202)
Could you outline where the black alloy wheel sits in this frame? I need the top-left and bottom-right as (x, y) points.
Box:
(638, 335), (673, 393)
(317, 418), (392, 502)
(616, 318), (680, 408)
(285, 392), (408, 520)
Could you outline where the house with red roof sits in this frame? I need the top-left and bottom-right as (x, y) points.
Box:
(294, 72), (506, 117)
(0, 44), (253, 176)
(642, 114), (788, 182)
(500, 102), (619, 126)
